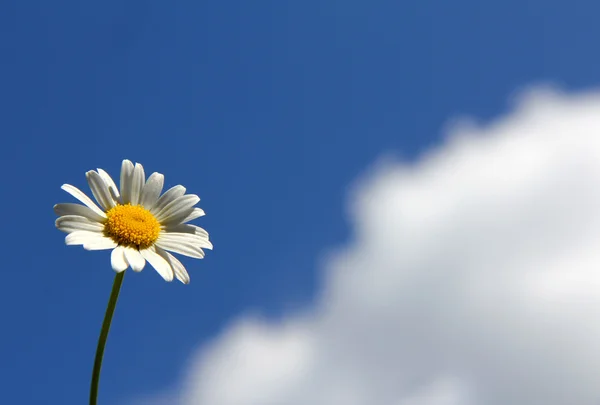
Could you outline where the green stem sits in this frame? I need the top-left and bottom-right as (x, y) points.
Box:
(90, 271), (125, 405)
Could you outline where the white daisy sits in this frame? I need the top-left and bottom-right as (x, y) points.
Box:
(54, 159), (212, 284)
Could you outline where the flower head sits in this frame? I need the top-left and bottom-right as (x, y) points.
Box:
(54, 159), (212, 283)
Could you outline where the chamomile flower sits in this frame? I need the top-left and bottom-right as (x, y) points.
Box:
(54, 159), (212, 283)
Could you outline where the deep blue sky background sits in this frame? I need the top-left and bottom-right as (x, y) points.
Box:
(1, 1), (598, 404)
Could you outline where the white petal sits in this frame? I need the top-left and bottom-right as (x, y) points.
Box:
(86, 171), (115, 211)
(155, 194), (200, 224)
(56, 215), (105, 233)
(155, 246), (190, 284)
(120, 160), (134, 204)
(65, 230), (106, 246)
(97, 168), (121, 205)
(163, 224), (209, 240)
(181, 208), (205, 222)
(140, 172), (164, 211)
(162, 224), (194, 232)
(54, 203), (106, 223)
(156, 235), (206, 259)
(111, 246), (128, 272)
(191, 225), (210, 242)
(129, 163), (145, 206)
(61, 184), (107, 218)
(160, 209), (196, 227)
(83, 237), (117, 251)
(141, 247), (174, 282)
(124, 247), (146, 272)
(151, 185), (186, 214)
(160, 231), (212, 249)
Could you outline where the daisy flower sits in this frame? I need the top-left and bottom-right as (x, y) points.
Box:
(54, 159), (212, 283)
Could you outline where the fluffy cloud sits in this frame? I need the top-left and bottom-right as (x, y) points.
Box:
(168, 87), (600, 404)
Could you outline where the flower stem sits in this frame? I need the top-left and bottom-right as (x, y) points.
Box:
(90, 271), (125, 405)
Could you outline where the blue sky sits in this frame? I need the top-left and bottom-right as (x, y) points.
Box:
(2, 1), (600, 404)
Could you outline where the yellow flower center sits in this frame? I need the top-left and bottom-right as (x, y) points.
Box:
(104, 204), (161, 249)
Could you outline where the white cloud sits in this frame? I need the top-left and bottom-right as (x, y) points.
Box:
(150, 86), (600, 404)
